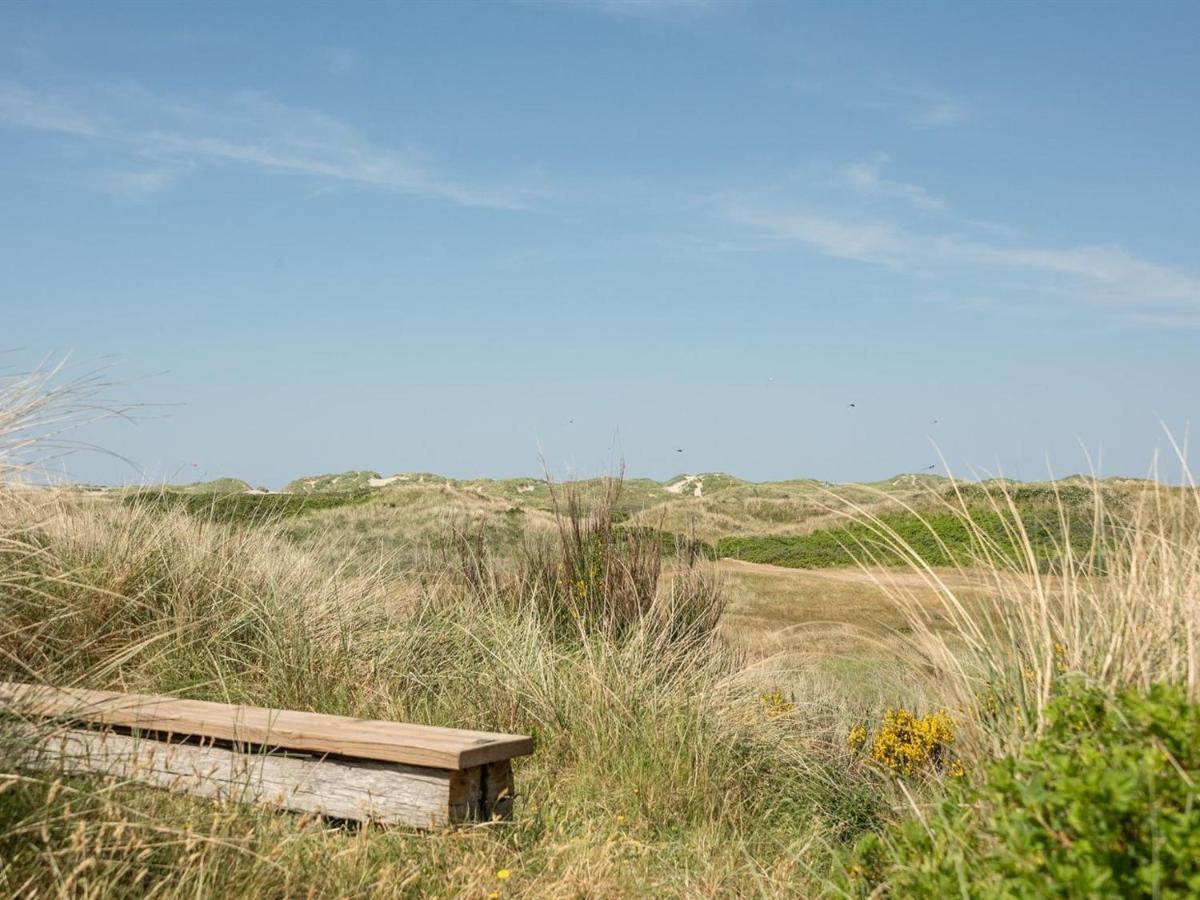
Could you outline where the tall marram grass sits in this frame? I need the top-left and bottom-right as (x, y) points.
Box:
(825, 466), (1200, 758)
(444, 473), (726, 648)
(0, 468), (871, 893)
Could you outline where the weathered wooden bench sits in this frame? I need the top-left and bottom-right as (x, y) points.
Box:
(0, 682), (532, 829)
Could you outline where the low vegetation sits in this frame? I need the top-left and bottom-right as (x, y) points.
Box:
(846, 682), (1200, 897)
(0, 483), (879, 896)
(283, 470), (383, 494)
(122, 486), (374, 524)
(717, 507), (1097, 571)
(2, 378), (1198, 896)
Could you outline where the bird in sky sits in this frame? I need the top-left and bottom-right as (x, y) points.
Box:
(676, 449), (684, 453)
(849, 403), (856, 408)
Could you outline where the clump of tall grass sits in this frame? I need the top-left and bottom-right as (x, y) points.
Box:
(521, 473), (667, 638)
(0, 360), (128, 481)
(442, 472), (726, 649)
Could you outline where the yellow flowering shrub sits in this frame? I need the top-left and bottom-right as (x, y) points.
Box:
(848, 708), (962, 777)
(847, 724), (868, 752)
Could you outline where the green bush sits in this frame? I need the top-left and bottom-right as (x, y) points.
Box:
(617, 526), (716, 562)
(845, 681), (1200, 898)
(717, 509), (1095, 571)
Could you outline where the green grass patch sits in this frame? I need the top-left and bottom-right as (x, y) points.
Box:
(618, 526), (716, 561)
(716, 509), (1096, 570)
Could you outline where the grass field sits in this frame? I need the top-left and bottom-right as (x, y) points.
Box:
(3, 397), (1200, 895)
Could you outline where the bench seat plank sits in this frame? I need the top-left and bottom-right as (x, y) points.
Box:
(0, 683), (532, 770)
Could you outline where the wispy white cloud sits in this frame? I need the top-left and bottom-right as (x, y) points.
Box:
(950, 240), (1200, 310)
(725, 195), (1200, 316)
(837, 153), (946, 212)
(727, 204), (908, 265)
(0, 80), (543, 209)
(0, 82), (102, 136)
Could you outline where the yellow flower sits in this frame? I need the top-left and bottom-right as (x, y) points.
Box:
(496, 869), (512, 881)
(847, 724), (868, 752)
(867, 708), (956, 776)
(488, 893), (499, 899)
(616, 814), (625, 823)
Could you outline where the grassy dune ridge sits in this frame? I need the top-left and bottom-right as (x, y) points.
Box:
(104, 467), (1159, 575)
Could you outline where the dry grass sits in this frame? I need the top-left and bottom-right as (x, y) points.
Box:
(0, 485), (880, 896)
(822, 467), (1200, 758)
(3, 371), (1199, 896)
(0, 360), (129, 482)
(287, 481), (558, 577)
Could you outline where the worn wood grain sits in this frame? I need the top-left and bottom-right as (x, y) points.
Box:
(0, 683), (532, 770)
(19, 726), (474, 827)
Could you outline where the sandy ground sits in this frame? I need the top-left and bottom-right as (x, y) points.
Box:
(665, 475), (703, 497)
(367, 475), (406, 488)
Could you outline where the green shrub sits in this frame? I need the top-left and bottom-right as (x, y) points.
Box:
(717, 509), (1095, 571)
(617, 526), (716, 562)
(845, 681), (1200, 898)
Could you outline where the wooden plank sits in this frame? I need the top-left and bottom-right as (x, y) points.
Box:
(17, 725), (488, 828)
(0, 683), (532, 770)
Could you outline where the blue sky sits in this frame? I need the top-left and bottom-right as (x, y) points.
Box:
(3, 0), (1198, 487)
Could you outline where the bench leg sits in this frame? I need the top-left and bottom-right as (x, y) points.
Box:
(448, 759), (515, 822)
(484, 759), (514, 820)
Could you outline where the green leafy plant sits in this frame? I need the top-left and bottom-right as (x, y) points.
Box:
(845, 681), (1200, 898)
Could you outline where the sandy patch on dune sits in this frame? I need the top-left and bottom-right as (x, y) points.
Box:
(368, 475), (408, 488)
(665, 475), (703, 497)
